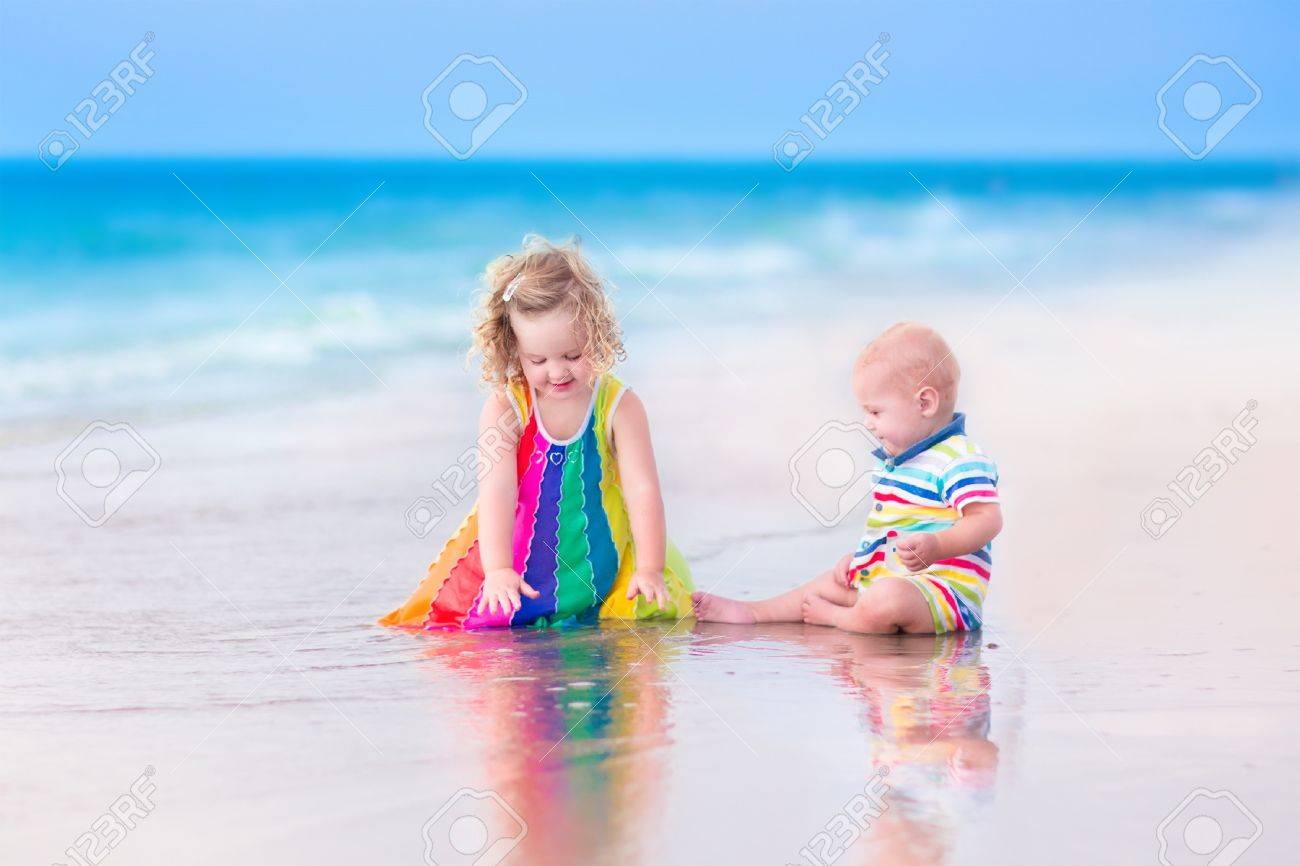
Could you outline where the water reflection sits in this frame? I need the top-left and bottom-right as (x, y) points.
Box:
(840, 631), (997, 866)
(417, 623), (684, 866)
(416, 623), (997, 866)
(695, 625), (999, 866)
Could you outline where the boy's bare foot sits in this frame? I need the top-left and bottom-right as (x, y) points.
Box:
(803, 579), (935, 634)
(691, 591), (758, 624)
(800, 593), (844, 628)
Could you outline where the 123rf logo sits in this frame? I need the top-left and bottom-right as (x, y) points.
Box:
(38, 33), (157, 171)
(422, 55), (527, 160)
(55, 421), (161, 527)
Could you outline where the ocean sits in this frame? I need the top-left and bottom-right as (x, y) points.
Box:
(2, 157), (1296, 435)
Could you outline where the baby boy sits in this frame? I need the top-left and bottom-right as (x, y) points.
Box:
(693, 322), (1002, 633)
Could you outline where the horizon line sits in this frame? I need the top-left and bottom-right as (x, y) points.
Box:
(3, 152), (1298, 166)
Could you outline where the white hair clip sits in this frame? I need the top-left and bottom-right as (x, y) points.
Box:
(502, 274), (524, 302)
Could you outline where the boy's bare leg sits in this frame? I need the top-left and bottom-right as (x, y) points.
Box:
(693, 568), (857, 624)
(801, 577), (935, 634)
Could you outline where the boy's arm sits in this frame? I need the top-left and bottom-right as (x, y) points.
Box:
(933, 502), (1002, 558)
(610, 390), (671, 607)
(897, 503), (1001, 570)
(897, 432), (1003, 573)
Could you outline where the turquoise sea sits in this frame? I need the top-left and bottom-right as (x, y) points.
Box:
(2, 158), (1296, 427)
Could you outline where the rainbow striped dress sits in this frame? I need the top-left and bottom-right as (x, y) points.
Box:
(379, 374), (693, 630)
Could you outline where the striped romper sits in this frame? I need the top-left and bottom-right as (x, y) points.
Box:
(849, 413), (1000, 633)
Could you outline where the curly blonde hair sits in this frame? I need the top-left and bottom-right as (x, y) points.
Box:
(470, 235), (626, 388)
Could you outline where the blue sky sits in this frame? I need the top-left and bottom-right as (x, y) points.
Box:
(2, 0), (1296, 159)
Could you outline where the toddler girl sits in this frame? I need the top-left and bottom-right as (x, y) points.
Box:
(380, 237), (693, 629)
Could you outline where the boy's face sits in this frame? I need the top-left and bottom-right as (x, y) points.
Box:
(511, 307), (593, 400)
(853, 361), (939, 457)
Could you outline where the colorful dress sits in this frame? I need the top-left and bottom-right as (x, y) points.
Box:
(379, 374), (693, 630)
(849, 413), (999, 633)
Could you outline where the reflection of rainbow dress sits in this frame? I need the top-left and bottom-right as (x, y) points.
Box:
(379, 374), (693, 630)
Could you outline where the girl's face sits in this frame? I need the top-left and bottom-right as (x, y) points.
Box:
(510, 307), (594, 400)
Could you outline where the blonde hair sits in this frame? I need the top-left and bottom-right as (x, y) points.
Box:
(857, 322), (961, 412)
(469, 235), (626, 388)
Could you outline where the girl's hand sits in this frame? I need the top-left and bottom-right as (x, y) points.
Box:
(626, 569), (670, 610)
(476, 567), (540, 616)
(833, 553), (855, 587)
(896, 533), (941, 573)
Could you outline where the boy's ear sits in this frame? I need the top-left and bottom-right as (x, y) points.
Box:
(916, 385), (940, 417)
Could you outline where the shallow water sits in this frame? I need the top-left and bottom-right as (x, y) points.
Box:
(9, 572), (1296, 866)
(5, 560), (1013, 866)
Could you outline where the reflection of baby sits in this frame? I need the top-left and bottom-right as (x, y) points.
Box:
(834, 632), (999, 866)
(848, 634), (998, 787)
(691, 624), (1000, 866)
(695, 322), (1002, 634)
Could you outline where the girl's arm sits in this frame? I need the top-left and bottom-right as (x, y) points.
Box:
(610, 390), (670, 608)
(474, 391), (537, 614)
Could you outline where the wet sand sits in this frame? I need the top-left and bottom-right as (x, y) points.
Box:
(3, 265), (1299, 865)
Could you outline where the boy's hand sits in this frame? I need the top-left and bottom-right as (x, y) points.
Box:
(477, 567), (539, 616)
(833, 553), (855, 587)
(626, 569), (670, 609)
(896, 533), (942, 573)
